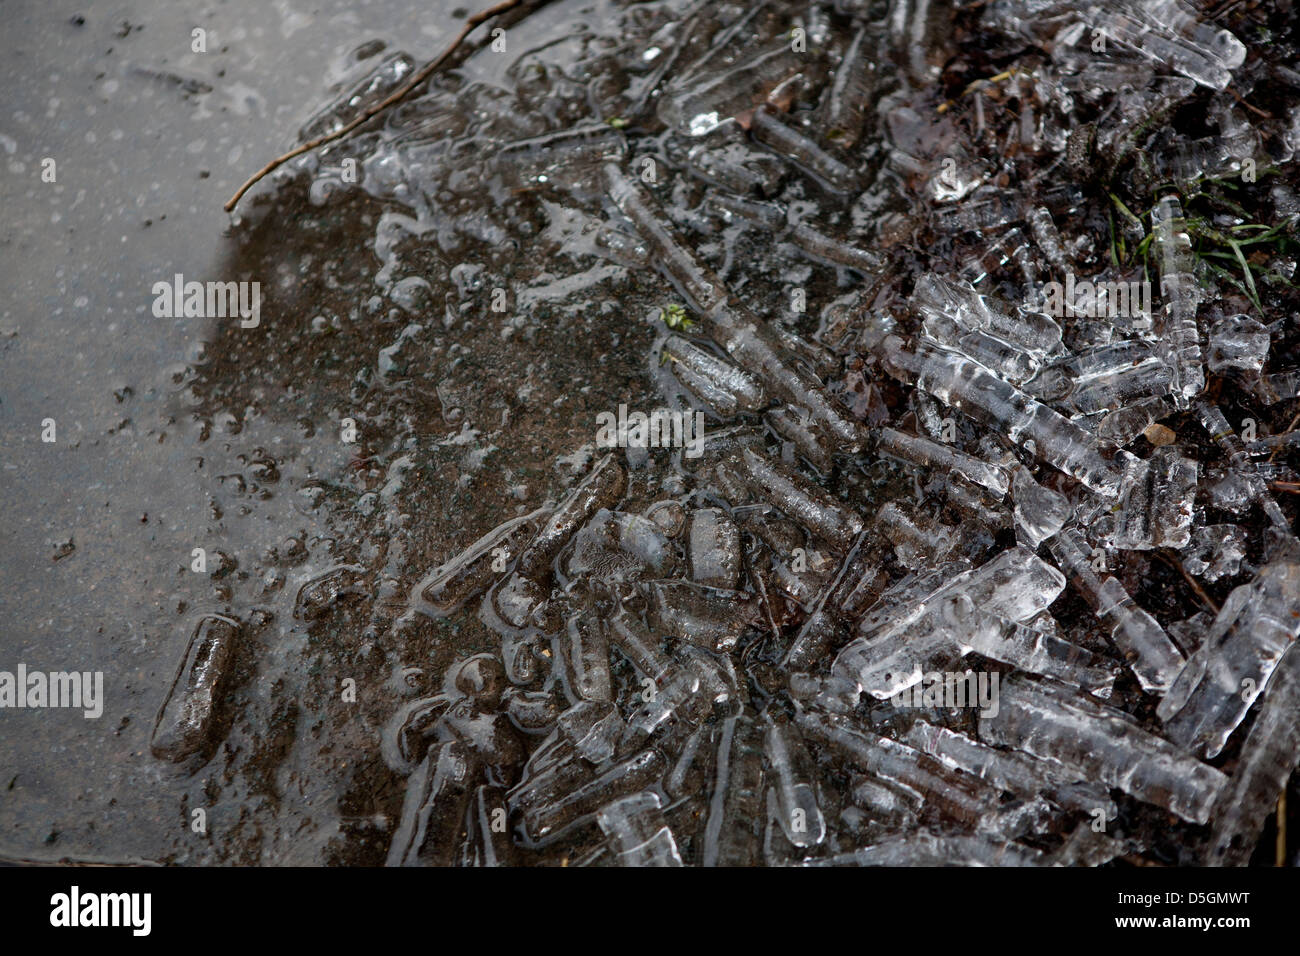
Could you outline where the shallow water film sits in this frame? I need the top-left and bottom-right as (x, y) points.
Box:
(3, 0), (1300, 872)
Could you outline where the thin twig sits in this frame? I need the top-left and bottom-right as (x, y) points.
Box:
(225, 0), (526, 212)
(1269, 409), (1300, 464)
(1157, 550), (1220, 616)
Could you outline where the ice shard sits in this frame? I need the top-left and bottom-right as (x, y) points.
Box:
(1158, 559), (1300, 758)
(978, 678), (1227, 824)
(1047, 529), (1184, 692)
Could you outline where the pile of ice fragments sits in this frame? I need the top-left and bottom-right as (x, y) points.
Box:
(256, 0), (1300, 864)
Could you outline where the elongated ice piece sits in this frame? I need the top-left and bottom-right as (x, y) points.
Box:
(978, 677), (1227, 824)
(1151, 194), (1205, 406)
(781, 533), (882, 670)
(662, 335), (768, 417)
(750, 105), (861, 193)
(902, 721), (1116, 817)
(876, 501), (960, 570)
(808, 832), (1047, 867)
(415, 506), (548, 615)
(1207, 644), (1300, 865)
(557, 700), (622, 764)
(702, 715), (766, 867)
(1195, 401), (1289, 531)
(797, 711), (1002, 825)
(606, 603), (672, 681)
(466, 784), (515, 867)
(515, 747), (668, 847)
(738, 447), (864, 551)
(387, 740), (478, 867)
(922, 318), (1041, 385)
(151, 614), (241, 761)
(1028, 342), (1172, 415)
(1011, 467), (1070, 549)
(1104, 450), (1197, 550)
(1157, 560), (1300, 758)
(687, 507), (743, 589)
(1047, 529), (1184, 692)
(762, 716), (826, 848)
(564, 614), (612, 704)
(963, 618), (1119, 698)
(492, 124), (627, 189)
(912, 273), (1063, 360)
(767, 405), (833, 473)
(624, 646), (737, 743)
(493, 454), (627, 629)
(876, 427), (1010, 496)
(658, 39), (805, 136)
(886, 339), (1127, 496)
(824, 24), (875, 148)
(786, 222), (883, 274)
(1028, 205), (1070, 275)
(1093, 2), (1245, 90)
(604, 165), (864, 451)
(833, 547), (1065, 699)
(1098, 394), (1179, 448)
(596, 791), (683, 867)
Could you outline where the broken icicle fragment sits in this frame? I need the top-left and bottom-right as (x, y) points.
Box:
(493, 454), (626, 630)
(876, 427), (1010, 496)
(702, 715), (765, 867)
(896, 339), (1127, 496)
(876, 501), (960, 570)
(1103, 450), (1197, 551)
(1026, 341), (1173, 416)
(911, 273), (1063, 361)
(736, 447), (864, 551)
(797, 711), (1003, 827)
(646, 580), (758, 654)
(762, 715), (826, 848)
(1151, 194), (1205, 407)
(1011, 467), (1070, 549)
(1097, 395), (1178, 449)
(978, 677), (1227, 825)
(603, 165), (864, 452)
(808, 832), (1047, 867)
(1207, 314), (1270, 375)
(388, 740), (478, 867)
(415, 507), (548, 616)
(563, 614), (613, 704)
(687, 507), (743, 589)
(662, 335), (767, 417)
(1092, 1), (1246, 90)
(1158, 558), (1300, 758)
(1047, 528), (1184, 692)
(1207, 643), (1300, 865)
(832, 547), (1065, 699)
(902, 720), (1116, 817)
(1195, 401), (1290, 532)
(512, 746), (668, 847)
(151, 614), (240, 762)
(596, 791), (684, 866)
(750, 105), (861, 193)
(1180, 524), (1248, 584)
